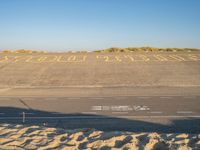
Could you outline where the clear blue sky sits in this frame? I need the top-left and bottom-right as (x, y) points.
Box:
(0, 0), (200, 51)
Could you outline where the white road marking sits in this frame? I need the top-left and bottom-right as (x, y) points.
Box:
(183, 96), (196, 99)
(19, 113), (35, 115)
(89, 97), (104, 100)
(51, 112), (65, 114)
(44, 98), (58, 100)
(177, 111), (193, 114)
(111, 106), (132, 111)
(137, 96), (151, 99)
(160, 97), (172, 99)
(81, 112), (97, 114)
(67, 97), (81, 100)
(114, 97), (127, 99)
(133, 105), (150, 111)
(149, 111), (163, 114)
(91, 106), (102, 111)
(26, 113), (35, 115)
(112, 112), (129, 114)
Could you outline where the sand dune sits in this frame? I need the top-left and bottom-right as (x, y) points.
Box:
(0, 124), (199, 150)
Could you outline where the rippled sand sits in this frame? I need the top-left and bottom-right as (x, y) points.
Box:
(0, 124), (199, 150)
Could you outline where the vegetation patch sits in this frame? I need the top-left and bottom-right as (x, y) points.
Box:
(94, 47), (199, 52)
(0, 47), (199, 53)
(0, 49), (46, 53)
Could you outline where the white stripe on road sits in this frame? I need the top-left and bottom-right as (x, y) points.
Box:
(51, 112), (66, 114)
(112, 112), (129, 114)
(81, 112), (97, 114)
(149, 111), (163, 114)
(114, 97), (127, 99)
(183, 96), (196, 99)
(89, 97), (104, 100)
(160, 97), (172, 99)
(19, 113), (34, 115)
(177, 111), (193, 114)
(137, 96), (151, 99)
(67, 97), (81, 100)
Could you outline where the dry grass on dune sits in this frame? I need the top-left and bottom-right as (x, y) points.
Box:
(1, 49), (46, 54)
(94, 47), (199, 52)
(1, 47), (199, 54)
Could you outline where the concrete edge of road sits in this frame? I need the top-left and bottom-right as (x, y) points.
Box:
(1, 85), (200, 89)
(0, 86), (200, 97)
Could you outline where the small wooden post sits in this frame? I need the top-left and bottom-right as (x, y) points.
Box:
(22, 112), (25, 123)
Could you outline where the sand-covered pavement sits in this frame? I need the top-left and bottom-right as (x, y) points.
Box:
(0, 124), (199, 150)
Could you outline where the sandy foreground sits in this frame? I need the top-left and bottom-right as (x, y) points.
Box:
(0, 124), (199, 150)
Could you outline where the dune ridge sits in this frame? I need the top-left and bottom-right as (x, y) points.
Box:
(0, 124), (199, 150)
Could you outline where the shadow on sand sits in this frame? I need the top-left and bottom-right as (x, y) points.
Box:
(0, 106), (199, 133)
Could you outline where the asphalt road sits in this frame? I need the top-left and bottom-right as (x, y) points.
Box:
(0, 95), (199, 117)
(0, 87), (200, 133)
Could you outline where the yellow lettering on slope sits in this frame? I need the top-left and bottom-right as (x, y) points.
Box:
(153, 55), (168, 61)
(96, 55), (122, 62)
(0, 56), (9, 62)
(187, 54), (200, 61)
(138, 55), (150, 61)
(57, 55), (86, 62)
(124, 55), (134, 61)
(169, 55), (185, 61)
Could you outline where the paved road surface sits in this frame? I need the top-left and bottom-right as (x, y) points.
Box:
(0, 87), (199, 133)
(0, 95), (199, 117)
